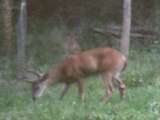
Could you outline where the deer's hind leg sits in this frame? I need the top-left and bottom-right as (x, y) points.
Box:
(113, 72), (126, 99)
(101, 72), (114, 103)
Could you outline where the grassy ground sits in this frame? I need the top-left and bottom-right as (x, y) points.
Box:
(0, 50), (160, 120)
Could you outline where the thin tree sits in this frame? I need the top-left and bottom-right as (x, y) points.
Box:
(16, 0), (27, 79)
(154, 0), (160, 37)
(3, 0), (13, 55)
(120, 0), (132, 57)
(64, 32), (81, 56)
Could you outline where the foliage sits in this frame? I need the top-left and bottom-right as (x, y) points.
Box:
(0, 57), (16, 80)
(124, 50), (160, 87)
(0, 0), (160, 57)
(0, 1), (160, 118)
(26, 19), (160, 65)
(26, 21), (115, 65)
(27, 21), (69, 65)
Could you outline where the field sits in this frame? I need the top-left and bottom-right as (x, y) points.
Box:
(0, 50), (160, 120)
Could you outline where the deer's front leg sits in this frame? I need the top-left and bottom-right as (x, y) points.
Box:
(77, 80), (85, 102)
(59, 83), (70, 100)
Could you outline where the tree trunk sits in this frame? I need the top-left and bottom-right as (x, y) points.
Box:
(120, 0), (132, 57)
(64, 32), (81, 56)
(3, 0), (13, 56)
(16, 0), (27, 80)
(154, 0), (160, 38)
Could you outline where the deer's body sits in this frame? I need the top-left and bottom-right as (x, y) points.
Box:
(32, 47), (127, 102)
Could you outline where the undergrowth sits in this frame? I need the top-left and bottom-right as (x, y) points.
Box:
(0, 50), (160, 120)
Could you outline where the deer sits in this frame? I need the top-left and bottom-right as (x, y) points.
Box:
(28, 47), (127, 103)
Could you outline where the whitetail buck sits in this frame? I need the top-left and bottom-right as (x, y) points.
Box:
(29, 47), (127, 102)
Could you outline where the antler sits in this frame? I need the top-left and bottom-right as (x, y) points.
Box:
(24, 70), (43, 82)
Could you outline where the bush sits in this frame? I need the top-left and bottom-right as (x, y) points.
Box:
(124, 50), (160, 87)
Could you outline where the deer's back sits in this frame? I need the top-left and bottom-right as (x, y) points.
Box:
(60, 48), (126, 81)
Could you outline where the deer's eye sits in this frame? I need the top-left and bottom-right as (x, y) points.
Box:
(33, 83), (39, 91)
(35, 85), (40, 90)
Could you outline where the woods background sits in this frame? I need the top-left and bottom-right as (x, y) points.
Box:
(0, 1), (160, 120)
(0, 0), (159, 59)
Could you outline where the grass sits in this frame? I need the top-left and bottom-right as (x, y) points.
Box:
(0, 50), (160, 120)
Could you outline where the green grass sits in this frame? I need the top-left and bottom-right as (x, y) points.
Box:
(0, 81), (160, 120)
(0, 50), (160, 120)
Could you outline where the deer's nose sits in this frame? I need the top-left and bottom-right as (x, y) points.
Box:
(32, 95), (36, 102)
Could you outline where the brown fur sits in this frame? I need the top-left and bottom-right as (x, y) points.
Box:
(32, 47), (127, 102)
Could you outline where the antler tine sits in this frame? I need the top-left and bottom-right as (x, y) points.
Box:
(23, 70), (44, 83)
(26, 70), (42, 78)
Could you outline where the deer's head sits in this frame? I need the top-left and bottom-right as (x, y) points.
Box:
(25, 71), (48, 101)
